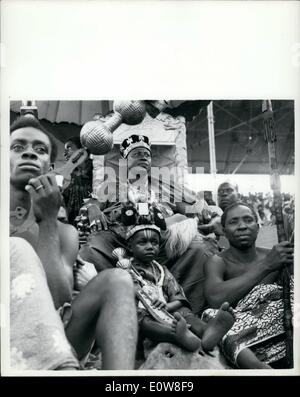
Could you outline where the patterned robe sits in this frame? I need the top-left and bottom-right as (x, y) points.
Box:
(202, 278), (294, 366)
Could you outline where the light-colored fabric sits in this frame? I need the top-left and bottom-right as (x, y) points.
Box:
(164, 217), (199, 259)
(10, 237), (79, 370)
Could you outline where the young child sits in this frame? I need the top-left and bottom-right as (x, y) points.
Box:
(114, 202), (235, 353)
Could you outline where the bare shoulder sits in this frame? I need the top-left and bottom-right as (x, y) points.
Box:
(206, 253), (225, 266)
(257, 246), (270, 254)
(57, 221), (78, 243)
(218, 248), (233, 262)
(256, 246), (271, 260)
(205, 253), (226, 274)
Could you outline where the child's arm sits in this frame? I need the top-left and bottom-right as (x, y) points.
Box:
(166, 300), (184, 313)
(151, 298), (167, 310)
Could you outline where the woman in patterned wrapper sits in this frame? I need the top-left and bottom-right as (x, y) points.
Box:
(63, 136), (93, 225)
(113, 202), (236, 354)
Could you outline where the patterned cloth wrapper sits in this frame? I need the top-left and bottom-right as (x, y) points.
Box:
(202, 278), (294, 367)
(10, 237), (79, 370)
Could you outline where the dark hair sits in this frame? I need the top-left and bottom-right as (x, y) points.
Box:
(218, 181), (239, 194)
(221, 201), (258, 227)
(10, 116), (58, 163)
(65, 136), (82, 149)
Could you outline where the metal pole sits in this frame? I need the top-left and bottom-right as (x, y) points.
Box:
(262, 99), (293, 368)
(207, 101), (217, 201)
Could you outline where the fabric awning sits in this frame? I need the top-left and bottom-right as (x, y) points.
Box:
(10, 101), (112, 125)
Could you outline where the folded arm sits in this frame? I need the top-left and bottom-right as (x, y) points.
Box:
(204, 255), (270, 308)
(204, 242), (293, 309)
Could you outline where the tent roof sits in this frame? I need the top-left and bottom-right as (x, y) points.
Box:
(186, 100), (294, 174)
(10, 100), (294, 175)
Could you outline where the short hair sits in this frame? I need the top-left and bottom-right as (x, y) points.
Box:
(65, 135), (82, 149)
(221, 201), (258, 227)
(218, 181), (239, 194)
(10, 116), (58, 163)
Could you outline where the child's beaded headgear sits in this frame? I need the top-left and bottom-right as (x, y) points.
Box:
(121, 202), (166, 240)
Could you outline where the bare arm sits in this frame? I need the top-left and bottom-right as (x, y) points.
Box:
(166, 300), (183, 313)
(59, 222), (79, 286)
(204, 242), (294, 308)
(37, 221), (77, 308)
(204, 255), (270, 308)
(26, 174), (78, 309)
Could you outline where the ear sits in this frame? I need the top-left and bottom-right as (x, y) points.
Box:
(48, 163), (54, 172)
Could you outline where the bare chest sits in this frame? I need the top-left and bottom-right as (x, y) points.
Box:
(223, 260), (249, 280)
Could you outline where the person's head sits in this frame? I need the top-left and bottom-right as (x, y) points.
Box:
(204, 190), (216, 206)
(64, 136), (82, 161)
(217, 181), (239, 211)
(221, 202), (259, 250)
(120, 134), (151, 174)
(10, 116), (57, 188)
(128, 227), (160, 265)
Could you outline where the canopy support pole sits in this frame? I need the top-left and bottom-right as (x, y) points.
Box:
(207, 101), (217, 201)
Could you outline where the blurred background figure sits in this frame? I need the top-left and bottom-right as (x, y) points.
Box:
(63, 136), (93, 225)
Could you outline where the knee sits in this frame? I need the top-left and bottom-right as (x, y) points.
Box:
(94, 268), (134, 293)
(108, 268), (134, 289)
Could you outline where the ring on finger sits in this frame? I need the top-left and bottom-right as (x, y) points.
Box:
(35, 184), (44, 191)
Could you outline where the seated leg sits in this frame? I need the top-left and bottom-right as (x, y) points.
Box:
(236, 348), (272, 369)
(140, 313), (201, 352)
(200, 302), (235, 351)
(65, 268), (137, 369)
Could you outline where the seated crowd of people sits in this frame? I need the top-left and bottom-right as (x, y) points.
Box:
(9, 114), (294, 371)
(205, 188), (295, 229)
(239, 192), (295, 228)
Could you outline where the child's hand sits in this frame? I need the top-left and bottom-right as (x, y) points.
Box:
(151, 299), (167, 310)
